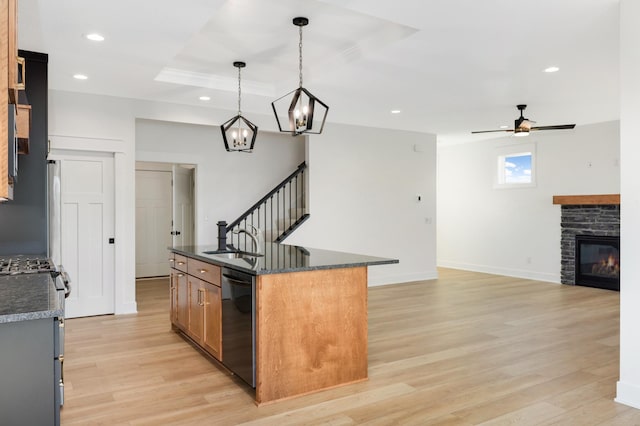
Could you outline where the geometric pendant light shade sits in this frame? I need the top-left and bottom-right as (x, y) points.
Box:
(221, 61), (258, 152)
(272, 17), (329, 136)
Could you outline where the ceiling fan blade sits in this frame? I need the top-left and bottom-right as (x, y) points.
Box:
(474, 105), (575, 136)
(471, 129), (514, 134)
(530, 124), (576, 131)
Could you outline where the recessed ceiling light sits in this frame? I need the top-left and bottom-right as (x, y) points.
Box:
(199, 96), (211, 101)
(391, 110), (401, 114)
(544, 66), (559, 73)
(86, 33), (105, 42)
(73, 74), (88, 80)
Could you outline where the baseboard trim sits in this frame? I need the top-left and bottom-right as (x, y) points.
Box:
(115, 301), (138, 315)
(368, 271), (438, 287)
(616, 381), (640, 409)
(437, 261), (560, 283)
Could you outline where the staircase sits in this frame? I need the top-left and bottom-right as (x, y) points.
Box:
(225, 162), (309, 253)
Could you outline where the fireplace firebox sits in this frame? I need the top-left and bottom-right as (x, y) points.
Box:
(575, 235), (620, 291)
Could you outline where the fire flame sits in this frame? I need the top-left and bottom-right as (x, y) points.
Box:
(592, 254), (620, 277)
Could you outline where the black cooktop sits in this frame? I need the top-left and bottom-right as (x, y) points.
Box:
(0, 255), (57, 275)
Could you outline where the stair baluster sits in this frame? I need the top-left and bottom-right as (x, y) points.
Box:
(225, 162), (309, 252)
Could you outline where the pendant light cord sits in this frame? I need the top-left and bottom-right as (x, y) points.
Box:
(298, 25), (303, 88)
(237, 66), (242, 116)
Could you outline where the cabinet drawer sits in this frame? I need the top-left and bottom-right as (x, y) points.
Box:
(188, 258), (221, 286)
(173, 254), (188, 272)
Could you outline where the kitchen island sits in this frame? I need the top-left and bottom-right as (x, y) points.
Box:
(169, 243), (398, 405)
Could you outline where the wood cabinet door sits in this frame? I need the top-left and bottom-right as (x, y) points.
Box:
(176, 271), (189, 330)
(202, 282), (222, 361)
(188, 277), (204, 342)
(169, 269), (179, 325)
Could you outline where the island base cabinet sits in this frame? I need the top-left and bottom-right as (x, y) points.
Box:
(188, 276), (204, 342)
(170, 248), (376, 405)
(174, 270), (189, 331)
(202, 282), (222, 360)
(255, 267), (368, 405)
(169, 254), (222, 362)
(187, 277), (222, 360)
(169, 269), (178, 326)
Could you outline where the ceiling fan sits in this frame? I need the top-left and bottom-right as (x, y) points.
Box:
(472, 104), (576, 137)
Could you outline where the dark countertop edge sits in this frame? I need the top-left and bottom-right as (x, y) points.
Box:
(0, 308), (64, 324)
(170, 248), (250, 272)
(233, 258), (398, 275)
(0, 274), (64, 323)
(169, 246), (399, 275)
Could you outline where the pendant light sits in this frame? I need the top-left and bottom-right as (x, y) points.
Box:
(221, 61), (258, 153)
(272, 17), (329, 136)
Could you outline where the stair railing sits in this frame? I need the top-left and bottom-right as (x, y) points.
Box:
(225, 162), (309, 253)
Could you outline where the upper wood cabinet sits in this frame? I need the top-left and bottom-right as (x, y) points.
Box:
(1, 0), (13, 200)
(6, 0), (18, 104)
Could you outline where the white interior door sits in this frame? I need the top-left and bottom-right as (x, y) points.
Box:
(57, 152), (115, 318)
(172, 166), (194, 247)
(135, 170), (172, 277)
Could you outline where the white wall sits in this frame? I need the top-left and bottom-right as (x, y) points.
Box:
(285, 123), (438, 286)
(616, 0), (640, 410)
(136, 119), (304, 245)
(49, 89), (438, 313)
(437, 121), (620, 282)
(48, 90), (303, 314)
(49, 91), (137, 314)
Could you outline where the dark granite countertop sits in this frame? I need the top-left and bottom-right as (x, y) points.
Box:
(170, 242), (398, 275)
(0, 274), (64, 324)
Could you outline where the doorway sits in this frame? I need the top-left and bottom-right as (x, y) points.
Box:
(135, 162), (195, 278)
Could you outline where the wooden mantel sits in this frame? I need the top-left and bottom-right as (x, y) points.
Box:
(552, 194), (620, 205)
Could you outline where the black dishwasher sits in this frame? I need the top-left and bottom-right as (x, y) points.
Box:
(221, 267), (256, 388)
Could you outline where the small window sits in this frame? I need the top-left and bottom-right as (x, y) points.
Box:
(500, 152), (532, 184)
(495, 144), (536, 188)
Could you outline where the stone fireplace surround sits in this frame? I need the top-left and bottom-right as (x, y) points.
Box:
(553, 195), (620, 285)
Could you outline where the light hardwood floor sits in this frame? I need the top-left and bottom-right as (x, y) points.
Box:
(61, 269), (640, 425)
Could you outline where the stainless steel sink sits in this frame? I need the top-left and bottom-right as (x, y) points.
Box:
(203, 250), (263, 259)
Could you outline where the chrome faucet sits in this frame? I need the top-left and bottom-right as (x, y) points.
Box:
(233, 225), (263, 255)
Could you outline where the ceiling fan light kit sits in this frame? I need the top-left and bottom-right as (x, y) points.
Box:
(271, 17), (329, 136)
(220, 61), (258, 153)
(471, 104), (576, 137)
